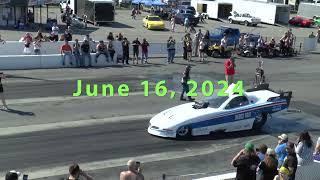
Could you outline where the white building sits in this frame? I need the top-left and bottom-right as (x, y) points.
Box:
(191, 0), (290, 24)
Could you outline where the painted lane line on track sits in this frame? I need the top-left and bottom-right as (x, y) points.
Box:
(6, 91), (150, 105)
(0, 114), (156, 137)
(0, 135), (269, 180)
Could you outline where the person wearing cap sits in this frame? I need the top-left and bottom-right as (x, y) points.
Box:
(231, 142), (260, 180)
(273, 166), (290, 180)
(120, 160), (142, 180)
(283, 142), (298, 180)
(257, 148), (278, 180)
(275, 133), (289, 168)
(5, 170), (20, 180)
(224, 57), (235, 85)
(67, 163), (93, 180)
(180, 65), (194, 101)
(95, 40), (109, 63)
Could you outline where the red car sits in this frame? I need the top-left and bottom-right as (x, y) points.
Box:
(289, 16), (313, 27)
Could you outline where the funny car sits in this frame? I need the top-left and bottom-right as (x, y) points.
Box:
(148, 84), (292, 138)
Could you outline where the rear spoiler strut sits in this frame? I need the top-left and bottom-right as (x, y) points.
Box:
(280, 91), (293, 107)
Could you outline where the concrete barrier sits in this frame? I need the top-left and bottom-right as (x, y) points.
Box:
(0, 41), (184, 56)
(0, 54), (121, 70)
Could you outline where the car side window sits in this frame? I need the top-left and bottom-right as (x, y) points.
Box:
(225, 96), (249, 109)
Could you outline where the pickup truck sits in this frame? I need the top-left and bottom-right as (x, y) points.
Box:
(209, 26), (240, 46)
(228, 11), (261, 26)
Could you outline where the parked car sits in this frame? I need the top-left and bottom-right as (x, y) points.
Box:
(288, 16), (313, 27)
(175, 13), (199, 26)
(228, 11), (261, 26)
(143, 15), (165, 30)
(177, 5), (196, 15)
(209, 26), (241, 46)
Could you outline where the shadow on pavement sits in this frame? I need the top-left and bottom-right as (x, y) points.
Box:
(0, 108), (35, 116)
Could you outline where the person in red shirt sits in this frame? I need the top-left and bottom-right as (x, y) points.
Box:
(224, 57), (235, 84)
(60, 40), (73, 66)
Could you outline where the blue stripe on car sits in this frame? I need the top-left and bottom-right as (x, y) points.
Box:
(187, 101), (288, 129)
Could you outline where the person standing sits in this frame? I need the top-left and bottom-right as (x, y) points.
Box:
(182, 34), (189, 60)
(132, 37), (141, 64)
(220, 35), (227, 57)
(73, 39), (81, 67)
(51, 23), (59, 41)
(0, 72), (8, 110)
(231, 142), (260, 180)
(224, 57), (235, 84)
(184, 17), (190, 33)
(107, 39), (115, 63)
(114, 36), (123, 64)
(194, 29), (203, 57)
(122, 37), (130, 65)
(186, 38), (192, 62)
(141, 38), (149, 64)
(131, 8), (136, 19)
(275, 134), (289, 168)
(64, 27), (72, 41)
(81, 40), (92, 67)
(67, 164), (93, 180)
(295, 131), (314, 166)
(60, 40), (73, 66)
(120, 160), (139, 180)
(167, 36), (176, 64)
(21, 33), (33, 55)
(198, 37), (206, 62)
(257, 148), (278, 180)
(180, 65), (194, 101)
(171, 16), (175, 32)
(283, 142), (298, 180)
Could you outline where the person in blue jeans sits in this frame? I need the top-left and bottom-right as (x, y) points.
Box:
(73, 39), (81, 67)
(60, 40), (73, 66)
(167, 36), (176, 64)
(275, 133), (289, 168)
(81, 40), (92, 67)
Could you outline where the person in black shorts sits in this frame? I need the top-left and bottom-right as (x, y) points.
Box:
(0, 72), (8, 110)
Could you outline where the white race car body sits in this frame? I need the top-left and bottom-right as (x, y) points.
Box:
(228, 11), (261, 26)
(148, 84), (292, 138)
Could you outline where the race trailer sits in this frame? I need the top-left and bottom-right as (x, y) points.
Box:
(77, 0), (115, 25)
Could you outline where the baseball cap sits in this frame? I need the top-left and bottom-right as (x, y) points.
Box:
(245, 142), (254, 152)
(278, 134), (288, 141)
(279, 166), (290, 175)
(5, 170), (21, 180)
(266, 148), (276, 156)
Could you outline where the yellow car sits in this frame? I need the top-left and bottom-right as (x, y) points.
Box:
(143, 15), (165, 30)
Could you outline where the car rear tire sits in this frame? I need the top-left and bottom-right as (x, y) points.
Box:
(253, 113), (269, 130)
(176, 126), (192, 138)
(244, 21), (249, 26)
(229, 19), (233, 24)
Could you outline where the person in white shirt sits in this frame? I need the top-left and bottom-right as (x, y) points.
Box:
(257, 36), (265, 57)
(51, 23), (59, 41)
(198, 37), (206, 62)
(220, 35), (227, 56)
(33, 40), (41, 55)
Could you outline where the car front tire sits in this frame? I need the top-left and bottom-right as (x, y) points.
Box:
(229, 19), (233, 24)
(176, 126), (192, 138)
(244, 21), (249, 26)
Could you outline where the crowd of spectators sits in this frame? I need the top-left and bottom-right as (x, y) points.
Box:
(232, 131), (320, 180)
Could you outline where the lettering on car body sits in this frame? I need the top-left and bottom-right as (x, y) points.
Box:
(235, 112), (252, 120)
